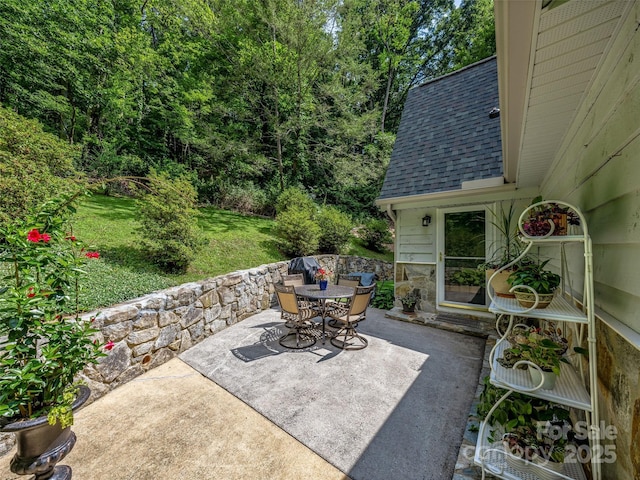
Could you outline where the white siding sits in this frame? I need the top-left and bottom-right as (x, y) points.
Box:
(396, 209), (435, 263)
(540, 2), (640, 335)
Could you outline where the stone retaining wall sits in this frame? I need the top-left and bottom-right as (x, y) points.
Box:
(0, 255), (391, 457)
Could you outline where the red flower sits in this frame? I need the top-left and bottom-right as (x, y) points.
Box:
(314, 268), (332, 280)
(26, 287), (35, 298)
(27, 229), (41, 242)
(85, 251), (100, 259)
(104, 341), (115, 351)
(65, 234), (77, 241)
(26, 229), (50, 242)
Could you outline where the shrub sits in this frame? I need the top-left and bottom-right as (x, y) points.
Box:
(359, 218), (392, 252)
(0, 105), (82, 226)
(316, 206), (352, 254)
(274, 207), (320, 257)
(214, 181), (269, 215)
(275, 186), (316, 216)
(136, 171), (201, 274)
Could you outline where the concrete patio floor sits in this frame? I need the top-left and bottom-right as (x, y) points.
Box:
(0, 308), (495, 480)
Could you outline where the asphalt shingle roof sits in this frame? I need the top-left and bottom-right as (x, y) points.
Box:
(378, 56), (502, 200)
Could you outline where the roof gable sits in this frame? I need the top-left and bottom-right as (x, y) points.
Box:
(378, 56), (503, 201)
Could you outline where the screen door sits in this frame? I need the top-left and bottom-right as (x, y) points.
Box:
(442, 209), (486, 306)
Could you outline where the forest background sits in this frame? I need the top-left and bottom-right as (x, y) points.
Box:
(0, 0), (495, 220)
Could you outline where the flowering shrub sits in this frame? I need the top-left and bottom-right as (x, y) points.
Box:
(0, 194), (108, 429)
(314, 268), (332, 281)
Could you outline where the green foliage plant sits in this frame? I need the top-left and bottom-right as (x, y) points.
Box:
(316, 206), (353, 254)
(212, 180), (269, 216)
(136, 171), (202, 274)
(399, 289), (420, 311)
(371, 280), (394, 310)
(507, 259), (561, 295)
(0, 105), (82, 227)
(273, 187), (321, 257)
(274, 208), (321, 257)
(484, 200), (524, 270)
(0, 194), (108, 428)
(476, 376), (570, 445)
(275, 187), (316, 216)
(450, 267), (485, 286)
(359, 218), (392, 253)
(503, 330), (569, 375)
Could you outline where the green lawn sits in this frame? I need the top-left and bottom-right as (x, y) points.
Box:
(73, 194), (392, 311)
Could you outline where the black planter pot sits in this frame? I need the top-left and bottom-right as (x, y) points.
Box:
(401, 304), (416, 313)
(1, 385), (90, 480)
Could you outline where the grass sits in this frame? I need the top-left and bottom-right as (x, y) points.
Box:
(72, 194), (393, 311)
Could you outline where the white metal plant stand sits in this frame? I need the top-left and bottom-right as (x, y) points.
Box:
(474, 200), (600, 480)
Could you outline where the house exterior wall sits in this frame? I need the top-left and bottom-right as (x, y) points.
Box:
(390, 189), (536, 314)
(537, 5), (640, 478)
(396, 208), (436, 263)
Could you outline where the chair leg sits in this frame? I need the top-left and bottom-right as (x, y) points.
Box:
(330, 324), (368, 350)
(279, 327), (317, 349)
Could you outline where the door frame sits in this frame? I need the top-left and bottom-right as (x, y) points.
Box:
(436, 204), (491, 310)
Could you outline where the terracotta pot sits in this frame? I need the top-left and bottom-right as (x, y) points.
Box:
(1, 385), (90, 480)
(487, 269), (515, 298)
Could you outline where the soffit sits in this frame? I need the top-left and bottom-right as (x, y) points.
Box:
(511, 0), (628, 188)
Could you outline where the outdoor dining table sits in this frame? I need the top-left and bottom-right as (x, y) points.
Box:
(294, 284), (355, 344)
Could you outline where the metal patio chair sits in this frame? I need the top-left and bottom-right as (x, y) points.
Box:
(328, 284), (375, 350)
(274, 284), (317, 349)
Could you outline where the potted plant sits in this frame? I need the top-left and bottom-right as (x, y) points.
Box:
(0, 194), (111, 479)
(477, 377), (570, 478)
(507, 259), (561, 309)
(503, 422), (569, 479)
(483, 201), (525, 298)
(522, 197), (581, 237)
(500, 329), (569, 390)
(399, 289), (420, 313)
(314, 268), (332, 290)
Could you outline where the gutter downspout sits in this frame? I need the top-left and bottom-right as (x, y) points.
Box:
(386, 204), (398, 307)
(386, 204), (396, 223)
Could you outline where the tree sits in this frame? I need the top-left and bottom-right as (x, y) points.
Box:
(0, 0), (496, 221)
(136, 171), (201, 274)
(448, 0), (496, 70)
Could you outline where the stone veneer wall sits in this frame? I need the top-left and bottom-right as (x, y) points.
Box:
(596, 319), (640, 479)
(393, 263), (437, 313)
(0, 255), (392, 457)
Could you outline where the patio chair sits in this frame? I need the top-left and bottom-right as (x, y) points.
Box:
(274, 284), (317, 349)
(337, 274), (361, 287)
(326, 274), (361, 325)
(282, 273), (320, 315)
(328, 284), (375, 350)
(282, 273), (305, 286)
